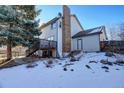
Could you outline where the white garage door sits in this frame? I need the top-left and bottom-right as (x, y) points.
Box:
(82, 35), (100, 52)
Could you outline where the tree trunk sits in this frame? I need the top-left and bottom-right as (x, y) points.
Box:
(6, 23), (13, 61)
(7, 39), (12, 60)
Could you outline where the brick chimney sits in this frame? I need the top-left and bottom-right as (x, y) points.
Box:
(62, 5), (71, 54)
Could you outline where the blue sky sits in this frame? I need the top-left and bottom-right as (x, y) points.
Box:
(36, 5), (124, 29)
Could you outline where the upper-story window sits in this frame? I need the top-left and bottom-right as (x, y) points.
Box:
(51, 22), (57, 30)
(59, 21), (62, 28)
(48, 36), (54, 41)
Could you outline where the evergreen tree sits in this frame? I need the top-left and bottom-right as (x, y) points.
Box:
(0, 5), (41, 60)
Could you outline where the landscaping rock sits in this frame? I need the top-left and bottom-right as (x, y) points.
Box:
(26, 63), (38, 68)
(85, 65), (91, 69)
(100, 59), (113, 66)
(70, 56), (77, 62)
(47, 59), (53, 64)
(70, 69), (74, 71)
(114, 60), (124, 66)
(46, 65), (51, 68)
(89, 61), (97, 63)
(63, 68), (67, 71)
(58, 63), (62, 65)
(105, 70), (109, 72)
(116, 60), (124, 64)
(107, 62), (113, 66)
(105, 52), (115, 57)
(69, 51), (83, 62)
(43, 61), (53, 68)
(116, 68), (120, 70)
(63, 63), (74, 67)
(100, 59), (108, 64)
(101, 66), (109, 70)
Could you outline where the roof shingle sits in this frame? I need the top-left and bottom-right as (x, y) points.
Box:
(72, 26), (104, 38)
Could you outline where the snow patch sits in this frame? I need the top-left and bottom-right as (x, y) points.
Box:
(0, 52), (124, 88)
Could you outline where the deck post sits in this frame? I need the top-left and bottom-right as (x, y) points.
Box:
(48, 41), (50, 58)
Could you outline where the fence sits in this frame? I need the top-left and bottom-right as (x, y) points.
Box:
(100, 41), (124, 54)
(0, 46), (26, 62)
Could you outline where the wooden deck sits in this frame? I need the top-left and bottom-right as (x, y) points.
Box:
(26, 39), (57, 57)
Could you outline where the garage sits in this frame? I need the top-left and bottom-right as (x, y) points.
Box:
(72, 26), (104, 52)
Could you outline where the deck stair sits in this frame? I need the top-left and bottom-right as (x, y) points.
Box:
(26, 39), (57, 57)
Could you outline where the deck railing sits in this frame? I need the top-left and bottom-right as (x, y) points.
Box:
(26, 39), (57, 57)
(39, 39), (57, 49)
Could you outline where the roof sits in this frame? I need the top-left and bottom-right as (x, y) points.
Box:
(72, 26), (104, 38)
(40, 14), (84, 30)
(40, 17), (60, 29)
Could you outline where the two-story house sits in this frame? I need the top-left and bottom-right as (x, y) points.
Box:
(27, 5), (107, 58)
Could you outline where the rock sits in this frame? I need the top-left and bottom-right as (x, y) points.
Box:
(47, 59), (53, 64)
(116, 60), (124, 64)
(26, 63), (38, 68)
(63, 68), (67, 71)
(114, 60), (124, 66)
(101, 66), (109, 70)
(89, 61), (97, 63)
(107, 62), (113, 66)
(100, 59), (108, 64)
(105, 70), (109, 72)
(85, 65), (91, 69)
(58, 63), (62, 65)
(69, 51), (84, 62)
(70, 69), (74, 71)
(105, 52), (115, 57)
(70, 56), (77, 62)
(54, 59), (59, 63)
(46, 65), (51, 68)
(116, 68), (120, 70)
(100, 59), (113, 66)
(43, 61), (53, 68)
(63, 63), (74, 67)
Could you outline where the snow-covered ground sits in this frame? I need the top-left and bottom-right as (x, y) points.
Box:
(0, 52), (124, 88)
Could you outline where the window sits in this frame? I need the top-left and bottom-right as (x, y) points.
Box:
(50, 37), (54, 41)
(51, 22), (57, 30)
(48, 37), (51, 40)
(59, 21), (62, 28)
(48, 36), (54, 41)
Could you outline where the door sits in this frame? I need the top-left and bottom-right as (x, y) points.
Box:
(77, 39), (82, 50)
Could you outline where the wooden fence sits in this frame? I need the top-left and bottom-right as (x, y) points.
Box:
(0, 46), (26, 63)
(100, 41), (124, 54)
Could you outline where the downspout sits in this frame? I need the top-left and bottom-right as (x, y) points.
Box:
(56, 18), (59, 58)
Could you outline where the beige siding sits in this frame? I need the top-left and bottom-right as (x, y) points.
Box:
(39, 18), (63, 57)
(100, 29), (107, 41)
(71, 16), (83, 51)
(72, 35), (100, 52)
(39, 23), (58, 41)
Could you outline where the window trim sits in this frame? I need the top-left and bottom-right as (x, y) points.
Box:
(48, 36), (54, 41)
(51, 22), (57, 30)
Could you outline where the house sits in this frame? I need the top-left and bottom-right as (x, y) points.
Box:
(31, 5), (107, 58)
